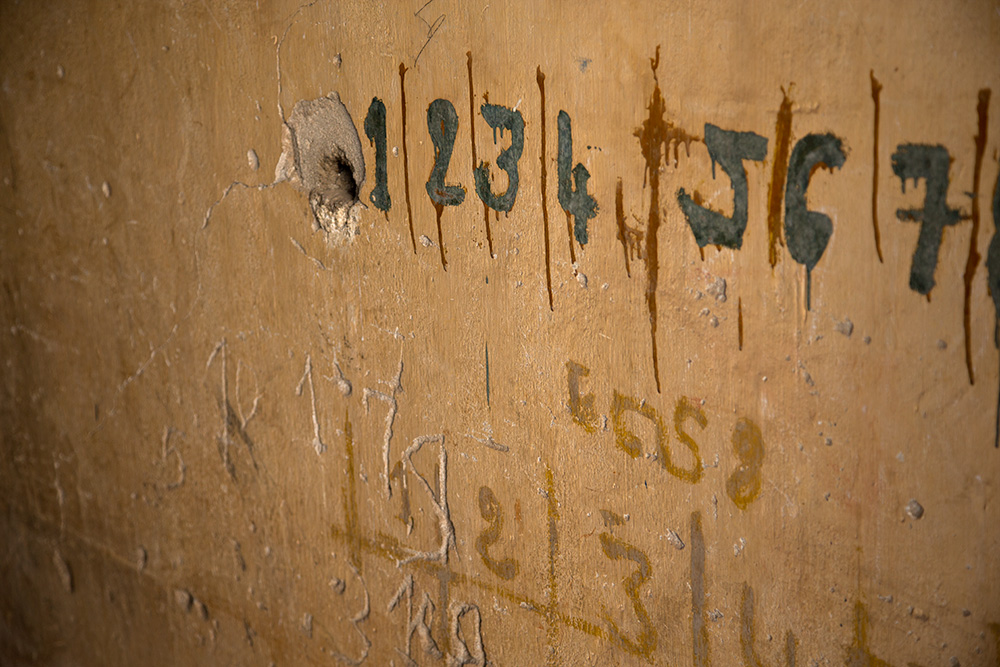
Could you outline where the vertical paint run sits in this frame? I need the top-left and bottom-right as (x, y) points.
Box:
(545, 465), (560, 666)
(342, 409), (361, 572)
(739, 584), (759, 666)
(767, 87), (793, 268)
(537, 67), (555, 312)
(740, 583), (797, 666)
(988, 622), (1000, 664)
(805, 270), (812, 312)
(634, 49), (695, 395)
(636, 48), (665, 394)
(399, 63), (417, 254)
(870, 71), (885, 263)
(987, 160), (1000, 448)
(468, 52), (494, 258)
(738, 297), (744, 351)
(691, 511), (708, 667)
(845, 601), (895, 665)
(564, 213), (577, 266)
(438, 568), (451, 656)
(615, 178), (631, 278)
(434, 203), (448, 269)
(963, 89), (991, 386)
(786, 632), (798, 667)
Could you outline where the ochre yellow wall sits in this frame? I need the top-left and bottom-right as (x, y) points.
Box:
(1, 1), (999, 665)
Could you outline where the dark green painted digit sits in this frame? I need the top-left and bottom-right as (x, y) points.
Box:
(677, 123), (767, 249)
(785, 133), (847, 272)
(474, 103), (524, 212)
(987, 169), (1000, 321)
(364, 97), (391, 212)
(425, 98), (465, 207)
(891, 144), (961, 294)
(557, 110), (598, 245)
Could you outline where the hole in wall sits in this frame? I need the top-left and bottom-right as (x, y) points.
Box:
(275, 92), (366, 243)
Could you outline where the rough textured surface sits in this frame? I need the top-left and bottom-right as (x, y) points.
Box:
(1, 1), (998, 665)
(276, 93), (366, 241)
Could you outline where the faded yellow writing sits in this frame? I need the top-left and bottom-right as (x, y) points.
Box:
(611, 390), (654, 459)
(389, 460), (414, 533)
(611, 390), (704, 483)
(566, 360), (599, 433)
(475, 486), (519, 581)
(672, 395), (707, 483)
(740, 583), (796, 666)
(845, 600), (898, 667)
(726, 418), (766, 509)
(599, 527), (656, 659)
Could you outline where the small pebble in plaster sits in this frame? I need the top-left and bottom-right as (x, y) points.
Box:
(333, 361), (352, 397)
(835, 318), (854, 337)
(56, 64), (65, 79)
(175, 588), (193, 611)
(709, 316), (719, 328)
(102, 181), (111, 198)
(247, 149), (260, 171)
(905, 499), (924, 520)
(706, 277), (727, 302)
(733, 537), (746, 556)
(577, 272), (588, 289)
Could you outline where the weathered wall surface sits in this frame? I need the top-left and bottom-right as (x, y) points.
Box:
(1, 1), (999, 665)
